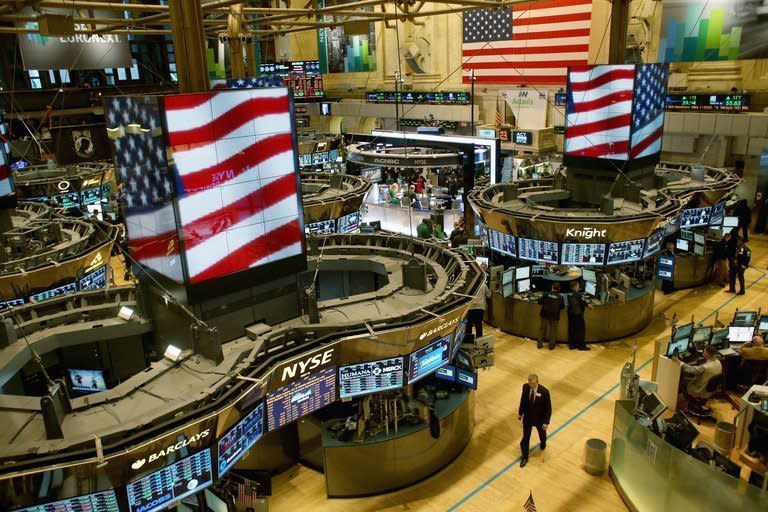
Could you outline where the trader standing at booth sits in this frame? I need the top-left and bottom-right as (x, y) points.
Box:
(567, 281), (589, 351)
(538, 283), (565, 350)
(728, 237), (751, 295)
(518, 374), (552, 468)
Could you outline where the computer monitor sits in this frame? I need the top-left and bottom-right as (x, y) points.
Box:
(693, 244), (704, 256)
(606, 239), (645, 265)
(675, 238), (690, 252)
(733, 311), (757, 327)
(581, 269), (596, 282)
(674, 322), (693, 341)
(435, 365), (456, 383)
(502, 281), (514, 298)
(667, 337), (691, 358)
(723, 216), (739, 229)
(515, 266), (530, 280)
(693, 232), (705, 245)
(680, 206), (711, 228)
(710, 329), (730, 350)
(638, 387), (667, 420)
(664, 411), (700, 451)
(680, 229), (694, 241)
(584, 281), (597, 296)
(692, 326), (712, 348)
(728, 326), (755, 342)
(517, 278), (531, 293)
(759, 315), (768, 332)
(502, 268), (515, 286)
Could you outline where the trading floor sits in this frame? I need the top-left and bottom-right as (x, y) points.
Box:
(268, 235), (768, 512)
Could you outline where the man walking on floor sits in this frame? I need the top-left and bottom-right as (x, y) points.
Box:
(518, 374), (552, 468)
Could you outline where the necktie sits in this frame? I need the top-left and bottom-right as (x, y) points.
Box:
(530, 387), (535, 404)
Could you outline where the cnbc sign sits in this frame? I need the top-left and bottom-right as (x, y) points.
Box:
(16, 8), (132, 70)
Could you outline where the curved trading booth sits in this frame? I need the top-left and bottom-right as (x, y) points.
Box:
(12, 162), (114, 213)
(0, 233), (484, 509)
(297, 133), (343, 171)
(301, 171), (372, 235)
(468, 162), (739, 343)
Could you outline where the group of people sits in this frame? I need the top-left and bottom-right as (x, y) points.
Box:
(537, 281), (590, 351)
(708, 228), (752, 295)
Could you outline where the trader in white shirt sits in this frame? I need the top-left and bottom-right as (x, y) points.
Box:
(678, 346), (722, 398)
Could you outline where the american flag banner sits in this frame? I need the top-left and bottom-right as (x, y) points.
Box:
(162, 88), (304, 285)
(462, 0), (592, 85)
(564, 63), (669, 164)
(227, 75), (285, 89)
(524, 491), (537, 512)
(106, 96), (184, 282)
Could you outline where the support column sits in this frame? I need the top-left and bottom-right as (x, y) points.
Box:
(0, 208), (12, 234)
(228, 4), (246, 79)
(245, 41), (257, 77)
(168, 0), (209, 93)
(608, 0), (630, 64)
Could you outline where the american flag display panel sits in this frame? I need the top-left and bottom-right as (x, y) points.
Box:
(0, 111), (14, 207)
(564, 63), (669, 169)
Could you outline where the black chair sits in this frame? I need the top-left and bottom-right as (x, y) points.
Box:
(686, 373), (724, 424)
(741, 359), (768, 386)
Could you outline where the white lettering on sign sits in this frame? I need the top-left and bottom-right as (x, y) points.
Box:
(280, 347), (335, 382)
(418, 317), (460, 341)
(131, 429), (210, 471)
(60, 25), (121, 44)
(565, 227), (607, 239)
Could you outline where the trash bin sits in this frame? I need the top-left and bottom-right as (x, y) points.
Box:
(584, 438), (607, 475)
(714, 422), (737, 455)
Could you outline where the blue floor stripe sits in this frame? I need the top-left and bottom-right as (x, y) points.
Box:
(446, 271), (766, 511)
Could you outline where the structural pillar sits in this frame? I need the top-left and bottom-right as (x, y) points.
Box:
(245, 41), (257, 77)
(0, 209), (12, 234)
(168, 0), (209, 93)
(228, 4), (246, 79)
(608, 0), (630, 64)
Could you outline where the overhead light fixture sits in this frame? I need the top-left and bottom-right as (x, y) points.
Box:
(117, 306), (134, 321)
(164, 344), (183, 362)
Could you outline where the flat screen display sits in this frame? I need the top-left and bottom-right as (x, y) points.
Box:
(517, 278), (531, 293)
(692, 327), (712, 344)
(68, 369), (106, 393)
(338, 357), (404, 398)
(606, 239), (644, 265)
(502, 268), (515, 286)
(666, 337), (690, 357)
(514, 131), (532, 145)
(723, 216), (738, 229)
(337, 211), (360, 234)
(759, 315), (768, 332)
(266, 366), (336, 431)
(487, 228), (516, 257)
(582, 269), (596, 282)
(693, 232), (705, 245)
(456, 368), (478, 390)
(679, 229), (694, 241)
(584, 281), (596, 296)
(644, 230), (665, 258)
(81, 187), (105, 205)
(676, 238), (690, 252)
(79, 265), (107, 291)
(674, 322), (693, 341)
(680, 207), (711, 228)
(518, 238), (558, 264)
(306, 219), (336, 235)
(217, 402), (265, 477)
(360, 167), (382, 182)
(693, 244), (704, 256)
(516, 266), (530, 280)
(408, 334), (452, 384)
(733, 311), (756, 326)
(435, 365), (456, 383)
(52, 191), (80, 207)
(728, 326), (754, 342)
(554, 92), (567, 106)
(12, 490), (120, 512)
(502, 281), (514, 298)
(710, 202), (725, 226)
(126, 448), (213, 512)
(560, 243), (606, 266)
(29, 282), (77, 302)
(0, 297), (24, 311)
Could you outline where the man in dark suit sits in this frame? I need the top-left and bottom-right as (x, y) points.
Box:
(518, 374), (552, 467)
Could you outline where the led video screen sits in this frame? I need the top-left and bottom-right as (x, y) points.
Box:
(487, 228), (516, 257)
(266, 366), (336, 431)
(29, 282), (77, 303)
(338, 357), (404, 398)
(11, 490), (120, 512)
(68, 369), (107, 393)
(337, 211), (360, 234)
(408, 334), (452, 384)
(709, 201), (724, 226)
(680, 206), (711, 228)
(518, 238), (558, 264)
(644, 230), (665, 258)
(606, 239), (645, 265)
(79, 265), (107, 291)
(306, 219), (336, 235)
(217, 402), (265, 477)
(126, 449), (213, 512)
(560, 243), (606, 266)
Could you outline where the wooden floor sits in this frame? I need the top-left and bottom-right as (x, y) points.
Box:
(267, 233), (768, 512)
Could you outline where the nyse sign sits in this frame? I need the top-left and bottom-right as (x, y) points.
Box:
(271, 344), (339, 388)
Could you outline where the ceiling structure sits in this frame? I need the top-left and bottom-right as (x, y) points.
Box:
(0, 0), (527, 38)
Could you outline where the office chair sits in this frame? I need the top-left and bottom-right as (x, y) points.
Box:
(741, 359), (768, 387)
(686, 373), (724, 424)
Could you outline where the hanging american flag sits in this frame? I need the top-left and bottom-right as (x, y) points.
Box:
(462, 0), (592, 85)
(495, 97), (503, 126)
(564, 63), (669, 163)
(163, 88), (303, 285)
(106, 96), (183, 282)
(227, 75), (285, 89)
(524, 491), (537, 512)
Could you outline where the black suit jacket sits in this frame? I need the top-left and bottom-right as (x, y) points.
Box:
(518, 383), (552, 426)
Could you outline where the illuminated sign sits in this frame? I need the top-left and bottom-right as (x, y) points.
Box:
(272, 345), (338, 385)
(130, 429), (211, 471)
(564, 227), (607, 240)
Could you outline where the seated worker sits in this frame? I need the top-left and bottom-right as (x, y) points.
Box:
(678, 346), (722, 399)
(740, 335), (768, 361)
(416, 217), (434, 239)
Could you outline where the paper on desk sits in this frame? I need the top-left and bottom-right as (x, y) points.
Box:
(718, 347), (738, 356)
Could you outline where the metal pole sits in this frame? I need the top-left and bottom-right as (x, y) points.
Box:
(470, 68), (475, 136)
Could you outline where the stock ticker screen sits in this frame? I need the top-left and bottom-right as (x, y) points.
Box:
(126, 449), (213, 512)
(217, 402), (265, 477)
(266, 366), (336, 431)
(408, 334), (452, 384)
(12, 490), (120, 512)
(338, 357), (405, 398)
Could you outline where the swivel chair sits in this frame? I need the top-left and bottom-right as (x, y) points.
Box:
(686, 373), (723, 424)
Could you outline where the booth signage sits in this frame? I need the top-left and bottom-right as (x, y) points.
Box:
(514, 131), (533, 145)
(478, 128), (496, 139)
(131, 429), (211, 471)
(565, 227), (608, 240)
(501, 88), (548, 129)
(271, 345), (339, 387)
(346, 148), (462, 168)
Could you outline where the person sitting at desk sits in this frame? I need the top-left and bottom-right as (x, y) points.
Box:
(677, 346), (722, 398)
(416, 217), (434, 239)
(740, 335), (768, 361)
(403, 184), (418, 206)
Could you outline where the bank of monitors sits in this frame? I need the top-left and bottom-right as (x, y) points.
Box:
(126, 449), (213, 512)
(217, 402), (265, 477)
(675, 238), (690, 252)
(12, 490), (120, 512)
(728, 326), (754, 343)
(518, 238), (558, 264)
(266, 366), (336, 431)
(710, 202), (725, 226)
(644, 230), (665, 258)
(338, 357), (405, 398)
(68, 369), (106, 393)
(680, 207), (711, 228)
(487, 228), (516, 257)
(29, 282), (77, 303)
(606, 239), (644, 265)
(408, 334), (452, 384)
(337, 211), (360, 234)
(306, 219), (336, 235)
(560, 243), (606, 266)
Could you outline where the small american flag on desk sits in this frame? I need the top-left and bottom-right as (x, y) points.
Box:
(462, 0), (593, 85)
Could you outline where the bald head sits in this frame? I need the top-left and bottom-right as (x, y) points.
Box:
(752, 335), (765, 347)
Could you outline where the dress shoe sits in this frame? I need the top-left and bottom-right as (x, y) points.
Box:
(520, 457), (528, 468)
(737, 291), (745, 295)
(548, 344), (556, 350)
(537, 341), (543, 349)
(578, 345), (591, 351)
(540, 443), (546, 451)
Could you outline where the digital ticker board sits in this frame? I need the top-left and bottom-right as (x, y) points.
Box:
(266, 365), (336, 431)
(408, 334), (452, 384)
(338, 357), (404, 398)
(217, 402), (265, 477)
(12, 490), (120, 512)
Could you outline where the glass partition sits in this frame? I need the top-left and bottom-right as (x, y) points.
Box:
(610, 400), (767, 511)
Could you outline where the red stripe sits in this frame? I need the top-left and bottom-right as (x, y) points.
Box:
(189, 219), (302, 284)
(0, 164), (8, 180)
(570, 90), (634, 113)
(462, 44), (589, 57)
(463, 60), (586, 70)
(515, 0), (592, 12)
(180, 173), (297, 250)
(463, 75), (567, 84)
(630, 125), (664, 158)
(569, 68), (635, 91)
(129, 232), (180, 262)
(509, 28), (591, 41)
(514, 11), (591, 25)
(177, 132), (294, 193)
(167, 95), (290, 147)
(567, 140), (629, 158)
(566, 114), (632, 138)
(164, 92), (216, 111)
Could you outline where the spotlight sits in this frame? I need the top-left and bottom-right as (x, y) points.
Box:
(164, 344), (183, 362)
